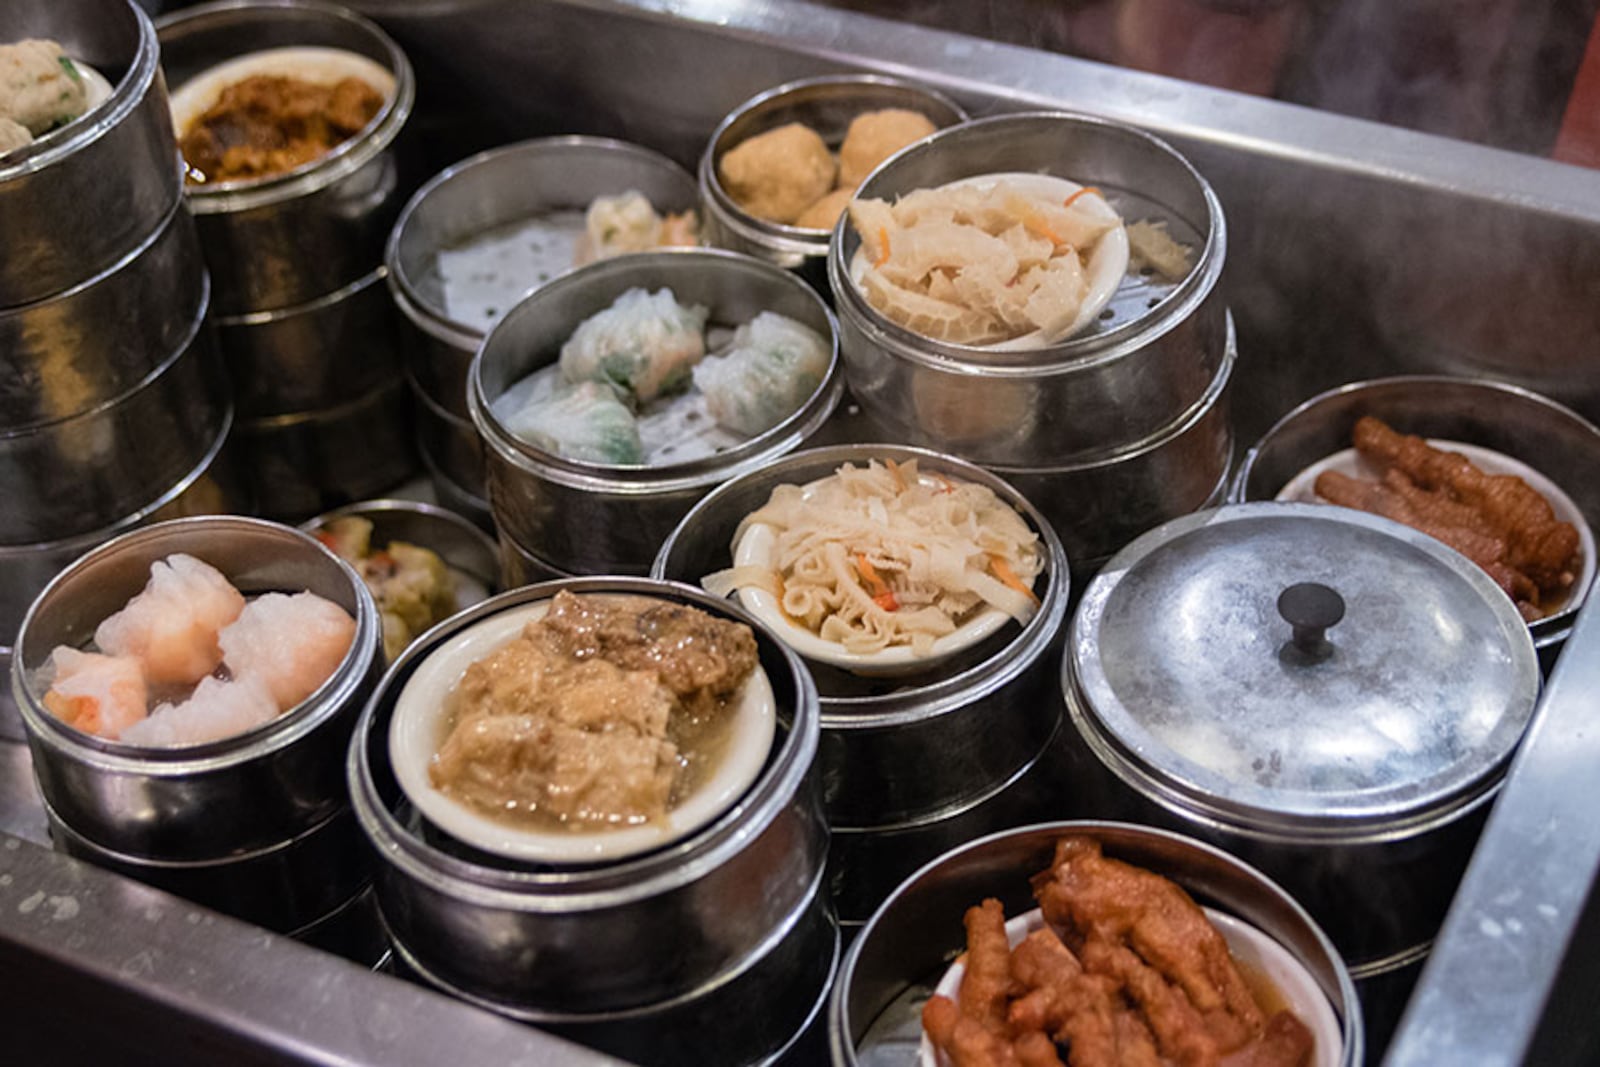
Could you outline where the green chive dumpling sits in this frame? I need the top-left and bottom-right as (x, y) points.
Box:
(0, 40), (88, 136)
(503, 380), (644, 465)
(558, 287), (709, 403)
(691, 312), (830, 437)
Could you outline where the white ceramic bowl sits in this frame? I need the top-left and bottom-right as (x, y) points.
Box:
(729, 470), (1029, 677)
(849, 170), (1130, 348)
(919, 907), (1343, 1067)
(389, 597), (777, 864)
(1278, 438), (1596, 618)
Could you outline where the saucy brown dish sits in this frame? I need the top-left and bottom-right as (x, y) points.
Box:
(429, 591), (757, 833)
(179, 73), (383, 184)
(923, 836), (1314, 1067)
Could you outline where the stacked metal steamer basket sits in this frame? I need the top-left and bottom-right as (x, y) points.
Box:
(11, 517), (388, 958)
(387, 137), (705, 527)
(156, 0), (418, 520)
(0, 0), (235, 656)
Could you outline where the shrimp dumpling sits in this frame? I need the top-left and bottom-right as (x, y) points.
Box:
(692, 312), (830, 436)
(558, 287), (709, 403)
(95, 554), (246, 687)
(219, 592), (356, 712)
(41, 648), (148, 739)
(119, 675), (279, 748)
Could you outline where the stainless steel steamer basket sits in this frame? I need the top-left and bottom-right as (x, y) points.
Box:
(1230, 375), (1600, 655)
(11, 516), (384, 859)
(236, 380), (417, 520)
(0, 200), (205, 426)
(157, 0), (416, 316)
(213, 267), (402, 418)
(409, 379), (486, 500)
(995, 314), (1236, 576)
(654, 443), (1071, 920)
(1060, 503), (1542, 972)
(830, 822), (1364, 1066)
(348, 579), (829, 1025)
(828, 111), (1228, 467)
(470, 249), (845, 576)
(388, 136), (701, 420)
(0, 0), (181, 308)
(0, 283), (227, 544)
(698, 75), (968, 272)
(0, 406), (243, 656)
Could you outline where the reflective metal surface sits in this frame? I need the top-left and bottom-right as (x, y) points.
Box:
(158, 0), (417, 314)
(1232, 375), (1600, 654)
(12, 516), (383, 859)
(0, 0), (181, 308)
(389, 135), (699, 418)
(0, 292), (227, 543)
(0, 201), (206, 426)
(830, 112), (1226, 467)
(350, 577), (829, 1024)
(1385, 592), (1600, 1066)
(831, 821), (1363, 1067)
(471, 248), (844, 575)
(0, 832), (630, 1066)
(1072, 503), (1540, 827)
(214, 267), (403, 418)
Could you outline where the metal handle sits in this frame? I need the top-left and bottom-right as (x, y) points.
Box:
(1277, 582), (1344, 662)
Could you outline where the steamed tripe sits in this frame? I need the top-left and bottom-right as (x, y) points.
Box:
(849, 178), (1122, 345)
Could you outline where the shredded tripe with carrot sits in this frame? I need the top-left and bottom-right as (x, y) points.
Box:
(849, 178), (1122, 345)
(702, 459), (1043, 657)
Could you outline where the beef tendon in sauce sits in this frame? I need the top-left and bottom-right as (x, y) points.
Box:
(179, 73), (384, 184)
(429, 591), (758, 832)
(922, 836), (1315, 1067)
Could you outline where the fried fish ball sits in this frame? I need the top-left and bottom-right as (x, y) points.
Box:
(720, 122), (836, 224)
(837, 108), (937, 188)
(792, 187), (855, 230)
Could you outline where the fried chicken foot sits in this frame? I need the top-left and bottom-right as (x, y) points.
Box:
(1352, 416), (1580, 590)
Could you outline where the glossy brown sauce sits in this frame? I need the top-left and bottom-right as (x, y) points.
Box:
(179, 73), (383, 184)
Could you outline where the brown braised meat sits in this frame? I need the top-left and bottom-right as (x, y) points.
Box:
(429, 592), (758, 831)
(922, 837), (1314, 1067)
(539, 590), (759, 713)
(1312, 416), (1582, 619)
(180, 74), (383, 183)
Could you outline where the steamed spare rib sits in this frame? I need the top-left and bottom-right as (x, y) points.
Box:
(429, 591), (757, 831)
(921, 836), (1314, 1067)
(1314, 416), (1581, 620)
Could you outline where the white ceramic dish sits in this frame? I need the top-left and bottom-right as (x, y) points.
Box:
(168, 45), (396, 171)
(729, 469), (1025, 677)
(849, 170), (1130, 349)
(389, 597), (777, 864)
(919, 906), (1343, 1067)
(1278, 438), (1596, 619)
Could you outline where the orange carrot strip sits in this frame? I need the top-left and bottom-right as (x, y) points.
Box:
(856, 554), (900, 612)
(1023, 215), (1063, 245)
(875, 226), (891, 267)
(990, 555), (1040, 605)
(1063, 186), (1102, 210)
(885, 458), (908, 492)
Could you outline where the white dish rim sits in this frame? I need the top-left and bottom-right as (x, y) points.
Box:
(388, 596), (777, 864)
(848, 170), (1130, 349)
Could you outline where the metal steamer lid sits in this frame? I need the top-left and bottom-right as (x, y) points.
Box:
(1070, 503), (1540, 832)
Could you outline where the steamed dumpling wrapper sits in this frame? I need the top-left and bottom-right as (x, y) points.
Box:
(0, 40), (88, 136)
(559, 287), (709, 402)
(691, 312), (829, 437)
(502, 380), (644, 465)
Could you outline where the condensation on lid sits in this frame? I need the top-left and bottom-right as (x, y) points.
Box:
(1070, 502), (1540, 830)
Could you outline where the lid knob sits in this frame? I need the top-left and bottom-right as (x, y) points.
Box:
(1277, 582), (1345, 663)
